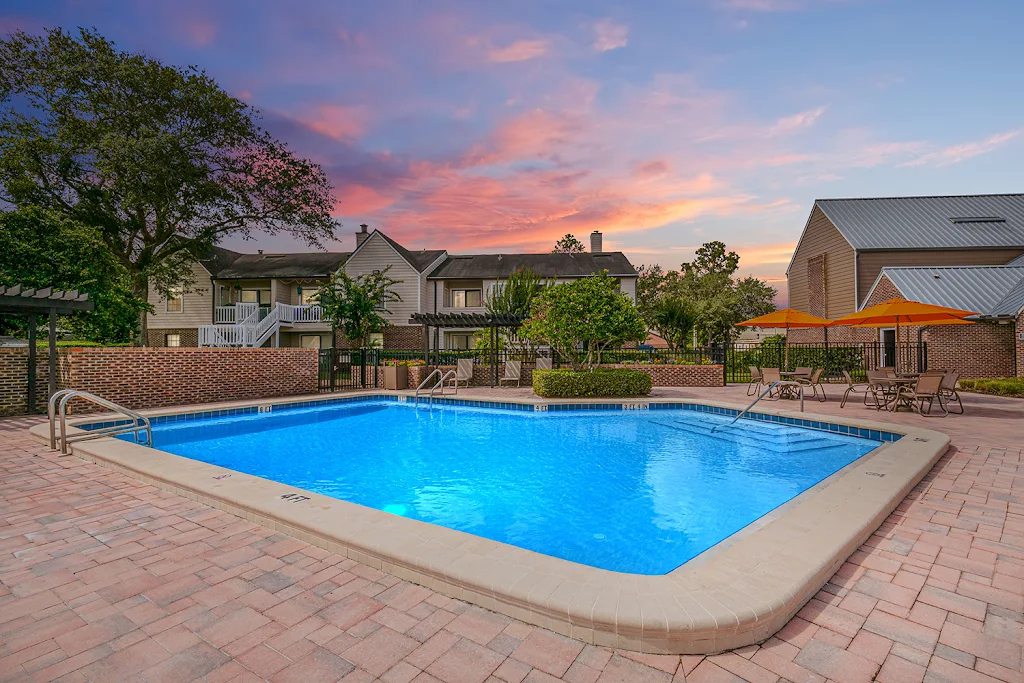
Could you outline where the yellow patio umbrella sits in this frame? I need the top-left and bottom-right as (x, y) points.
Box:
(736, 308), (833, 369)
(829, 298), (978, 372)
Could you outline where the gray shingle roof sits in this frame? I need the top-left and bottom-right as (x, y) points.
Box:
(209, 250), (349, 279)
(376, 233), (446, 272)
(815, 194), (1024, 250)
(427, 252), (637, 280)
(877, 266), (1024, 317)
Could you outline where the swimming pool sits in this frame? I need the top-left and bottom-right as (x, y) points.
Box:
(121, 398), (882, 574)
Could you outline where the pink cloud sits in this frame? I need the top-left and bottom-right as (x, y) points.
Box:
(488, 39), (548, 63)
(592, 19), (629, 52)
(769, 106), (827, 135)
(302, 104), (369, 142)
(900, 129), (1023, 167)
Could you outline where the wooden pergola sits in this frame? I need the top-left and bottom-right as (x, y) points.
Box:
(0, 285), (94, 413)
(409, 312), (526, 386)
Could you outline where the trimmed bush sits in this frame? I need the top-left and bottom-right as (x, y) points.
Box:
(958, 378), (1024, 398)
(533, 368), (653, 398)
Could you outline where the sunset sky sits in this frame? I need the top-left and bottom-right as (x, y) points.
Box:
(5, 1), (1024, 301)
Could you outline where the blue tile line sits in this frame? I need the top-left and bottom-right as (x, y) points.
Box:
(77, 394), (900, 442)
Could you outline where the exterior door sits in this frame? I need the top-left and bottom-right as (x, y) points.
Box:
(880, 328), (896, 368)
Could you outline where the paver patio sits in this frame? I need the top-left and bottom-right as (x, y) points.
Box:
(1, 388), (1021, 683)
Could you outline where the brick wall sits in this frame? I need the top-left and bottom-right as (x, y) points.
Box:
(146, 328), (199, 347)
(617, 364), (724, 387)
(0, 348), (72, 416)
(1017, 315), (1024, 378)
(65, 347), (318, 411)
(332, 326), (424, 350)
(922, 321), (1016, 379)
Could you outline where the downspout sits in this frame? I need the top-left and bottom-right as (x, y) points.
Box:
(210, 277), (216, 321)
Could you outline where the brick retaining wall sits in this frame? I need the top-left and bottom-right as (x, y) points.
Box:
(617, 364), (724, 387)
(65, 347), (318, 411)
(0, 348), (72, 416)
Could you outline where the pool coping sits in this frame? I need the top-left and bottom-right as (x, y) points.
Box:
(28, 391), (951, 655)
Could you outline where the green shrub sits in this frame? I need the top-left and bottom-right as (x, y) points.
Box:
(958, 378), (1024, 398)
(533, 368), (653, 398)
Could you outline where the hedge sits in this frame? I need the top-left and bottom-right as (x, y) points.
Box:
(533, 368), (653, 398)
(958, 378), (1024, 398)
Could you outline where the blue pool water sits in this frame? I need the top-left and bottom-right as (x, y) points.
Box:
(123, 401), (881, 574)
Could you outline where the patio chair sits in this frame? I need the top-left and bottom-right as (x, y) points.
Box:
(445, 358), (474, 393)
(793, 366), (813, 381)
(747, 366), (763, 396)
(536, 356), (553, 371)
(866, 370), (895, 410)
(939, 370), (963, 415)
(797, 368), (827, 402)
(499, 360), (522, 388)
(882, 368), (897, 378)
(840, 370), (873, 408)
(896, 374), (947, 417)
(760, 368), (783, 398)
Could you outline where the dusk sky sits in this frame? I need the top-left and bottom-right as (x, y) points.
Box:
(5, 1), (1024, 301)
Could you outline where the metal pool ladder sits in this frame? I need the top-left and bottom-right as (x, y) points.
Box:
(711, 380), (805, 433)
(48, 389), (153, 454)
(414, 369), (457, 406)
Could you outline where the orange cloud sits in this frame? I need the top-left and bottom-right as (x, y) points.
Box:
(488, 39), (548, 63)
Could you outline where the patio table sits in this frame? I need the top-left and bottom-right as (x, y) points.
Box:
(885, 377), (919, 411)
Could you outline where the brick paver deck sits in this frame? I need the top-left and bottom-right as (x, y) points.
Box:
(1, 389), (1022, 683)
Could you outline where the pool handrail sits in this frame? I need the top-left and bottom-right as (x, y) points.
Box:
(415, 368), (444, 404)
(48, 389), (152, 454)
(430, 370), (456, 403)
(711, 380), (804, 432)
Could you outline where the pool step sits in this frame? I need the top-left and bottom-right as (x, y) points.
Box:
(650, 418), (847, 454)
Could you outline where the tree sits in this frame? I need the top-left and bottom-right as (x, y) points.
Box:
(485, 267), (545, 318)
(649, 297), (696, 350)
(552, 234), (586, 254)
(0, 207), (144, 342)
(314, 268), (402, 348)
(521, 272), (646, 371)
(0, 28), (335, 344)
(734, 276), (777, 322)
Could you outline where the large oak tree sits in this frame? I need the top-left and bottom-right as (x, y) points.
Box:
(0, 28), (336, 343)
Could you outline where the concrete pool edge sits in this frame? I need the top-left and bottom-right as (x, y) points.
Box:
(28, 393), (950, 655)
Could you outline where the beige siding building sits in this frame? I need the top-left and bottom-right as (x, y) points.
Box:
(785, 194), (1024, 376)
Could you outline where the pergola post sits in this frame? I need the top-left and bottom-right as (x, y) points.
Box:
(27, 313), (37, 413)
(48, 307), (57, 400)
(422, 323), (429, 367)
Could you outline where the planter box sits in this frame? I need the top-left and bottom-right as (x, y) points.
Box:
(383, 365), (408, 390)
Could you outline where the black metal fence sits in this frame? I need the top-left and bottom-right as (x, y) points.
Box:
(318, 341), (927, 391)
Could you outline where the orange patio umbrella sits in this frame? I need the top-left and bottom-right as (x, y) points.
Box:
(736, 308), (833, 369)
(829, 298), (978, 371)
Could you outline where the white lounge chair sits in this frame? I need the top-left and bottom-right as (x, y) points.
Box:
(446, 358), (474, 393)
(536, 357), (553, 371)
(500, 360), (522, 387)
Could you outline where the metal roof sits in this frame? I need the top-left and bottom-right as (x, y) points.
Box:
(427, 252), (637, 280)
(991, 278), (1024, 317)
(876, 266), (1024, 317)
(0, 284), (95, 313)
(210, 251), (350, 279)
(815, 194), (1024, 250)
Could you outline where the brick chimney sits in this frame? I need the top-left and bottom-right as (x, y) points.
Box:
(590, 230), (603, 253)
(356, 224), (369, 248)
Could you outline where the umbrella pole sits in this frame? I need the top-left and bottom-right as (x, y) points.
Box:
(785, 325), (790, 370)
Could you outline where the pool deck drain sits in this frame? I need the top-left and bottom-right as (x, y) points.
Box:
(1, 391), (1020, 681)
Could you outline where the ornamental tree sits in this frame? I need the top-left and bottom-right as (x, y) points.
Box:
(0, 28), (335, 344)
(520, 272), (646, 371)
(314, 267), (402, 348)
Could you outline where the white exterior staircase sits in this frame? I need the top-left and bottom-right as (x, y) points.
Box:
(199, 302), (324, 347)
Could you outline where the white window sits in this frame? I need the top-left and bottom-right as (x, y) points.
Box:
(299, 335), (321, 349)
(450, 289), (482, 308)
(447, 333), (475, 350)
(166, 287), (183, 313)
(368, 332), (384, 348)
(375, 290), (388, 311)
(240, 289), (271, 305)
(298, 287), (316, 305)
(218, 286), (232, 305)
(164, 333), (181, 347)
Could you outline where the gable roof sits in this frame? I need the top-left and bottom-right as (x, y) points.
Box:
(427, 252), (637, 280)
(874, 265), (1024, 317)
(813, 194), (1024, 251)
(375, 232), (447, 272)
(204, 249), (349, 279)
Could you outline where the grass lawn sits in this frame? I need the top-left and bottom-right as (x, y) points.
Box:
(958, 377), (1024, 398)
